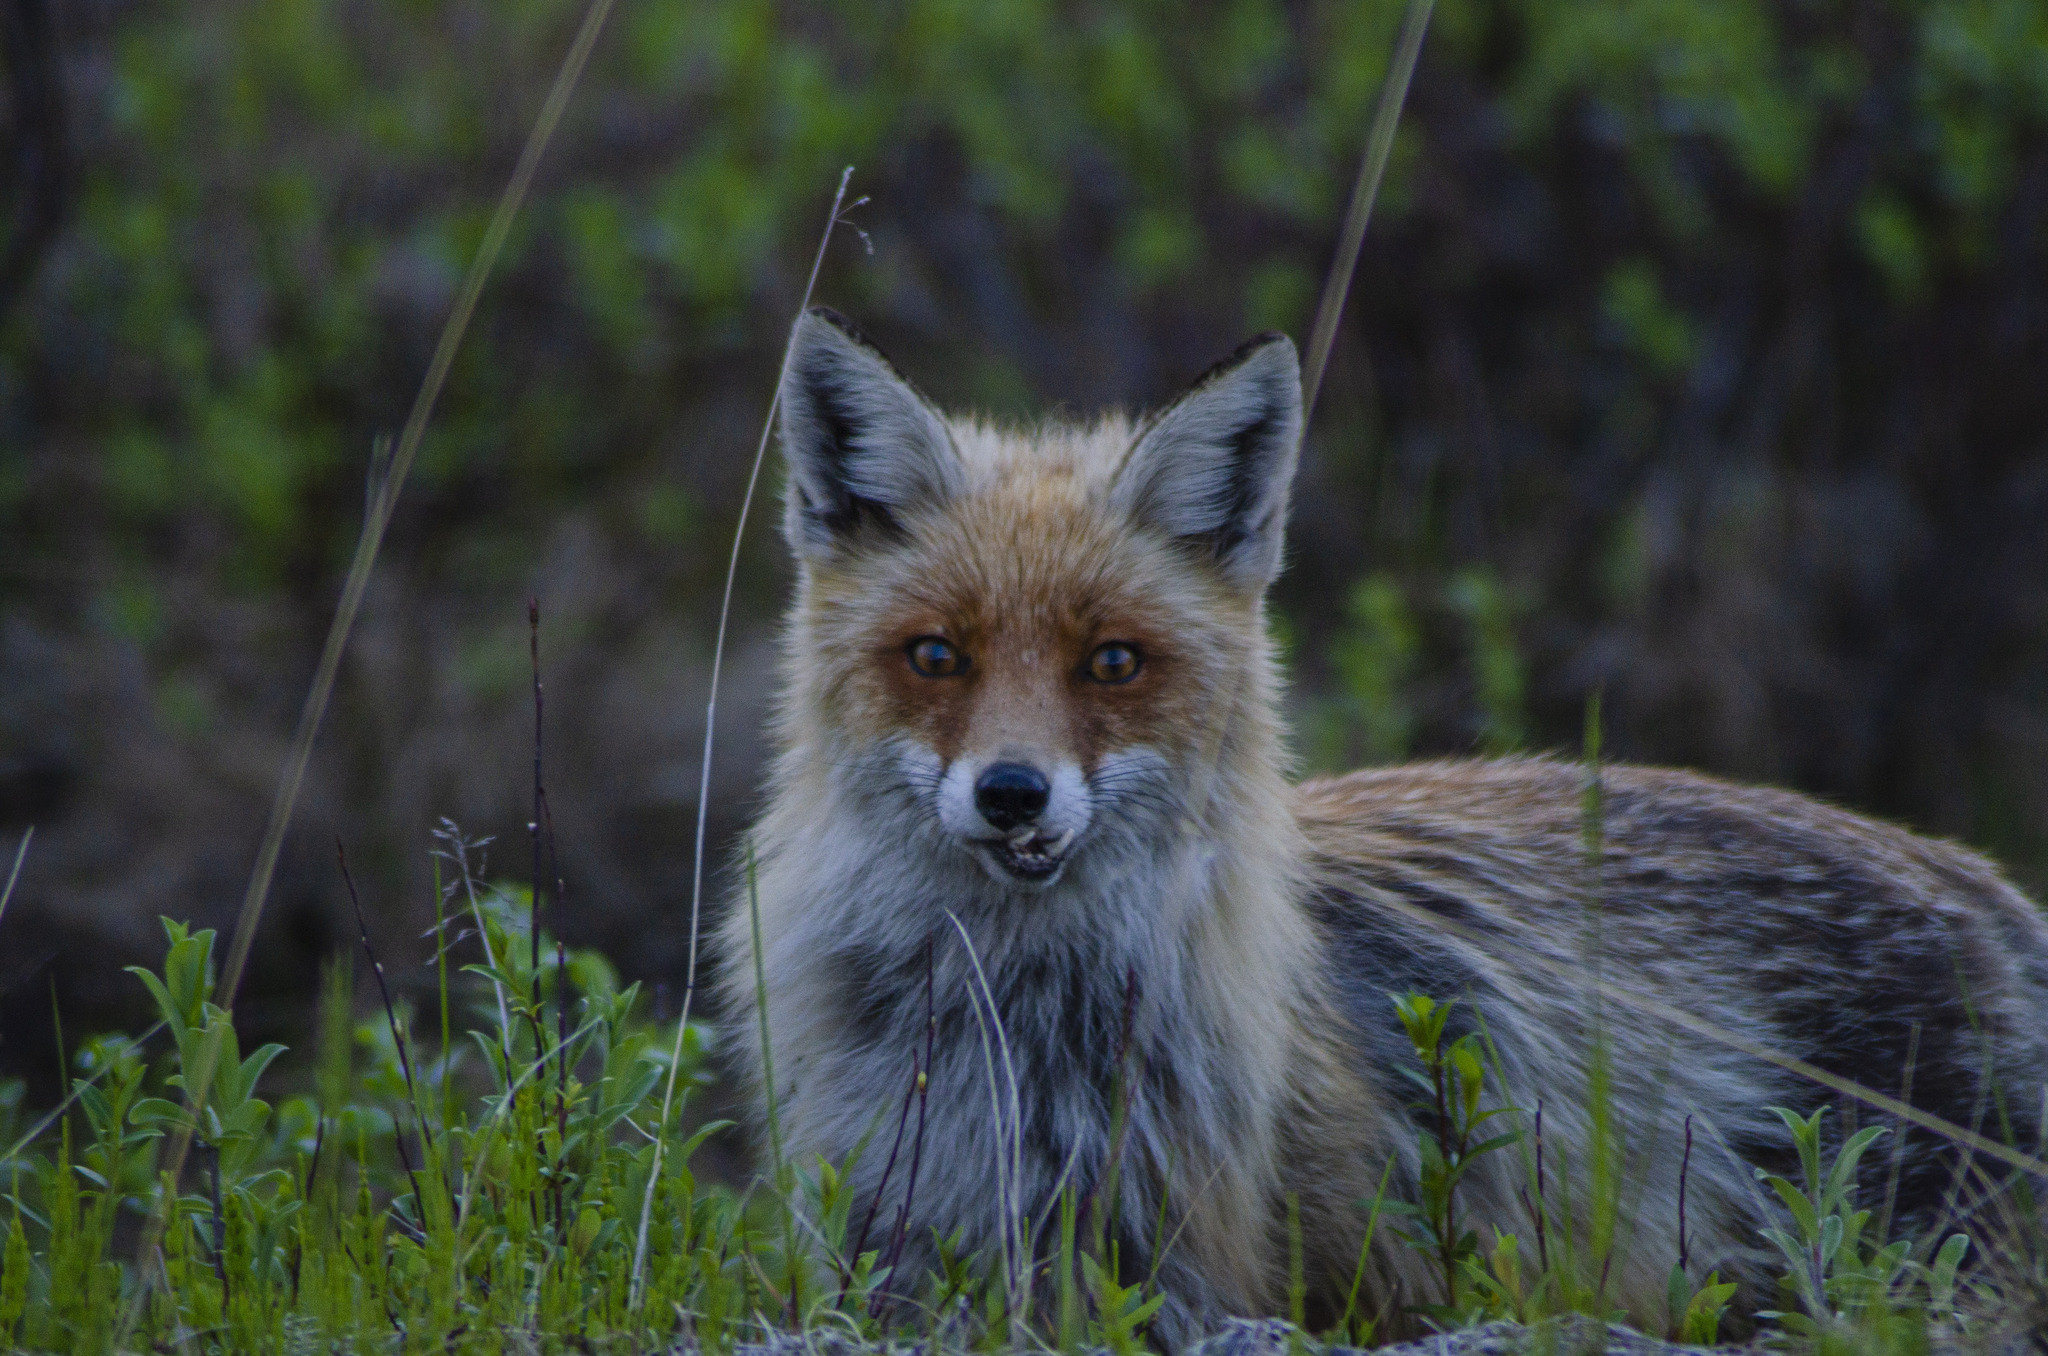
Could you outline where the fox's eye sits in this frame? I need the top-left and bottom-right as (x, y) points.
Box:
(1086, 642), (1142, 684)
(907, 637), (966, 677)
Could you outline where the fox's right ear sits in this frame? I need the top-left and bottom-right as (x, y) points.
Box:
(778, 308), (961, 560)
(1112, 332), (1303, 591)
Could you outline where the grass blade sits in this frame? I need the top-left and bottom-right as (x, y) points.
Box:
(0, 826), (29, 932)
(1299, 0), (1436, 418)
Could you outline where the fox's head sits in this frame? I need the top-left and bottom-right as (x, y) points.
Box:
(775, 309), (1302, 895)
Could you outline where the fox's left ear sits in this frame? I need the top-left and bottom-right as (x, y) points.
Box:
(779, 308), (962, 560)
(1112, 333), (1304, 591)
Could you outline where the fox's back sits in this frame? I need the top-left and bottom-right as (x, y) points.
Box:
(1294, 757), (2048, 1250)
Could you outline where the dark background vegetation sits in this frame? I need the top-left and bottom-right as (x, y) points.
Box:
(2, 0), (2047, 1092)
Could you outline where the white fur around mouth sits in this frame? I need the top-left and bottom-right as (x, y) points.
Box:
(984, 827), (1076, 882)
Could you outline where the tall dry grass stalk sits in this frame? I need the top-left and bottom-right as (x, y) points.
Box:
(947, 910), (1032, 1341)
(0, 826), (29, 932)
(1300, 0), (1437, 419)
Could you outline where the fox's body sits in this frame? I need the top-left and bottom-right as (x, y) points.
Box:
(722, 311), (2048, 1343)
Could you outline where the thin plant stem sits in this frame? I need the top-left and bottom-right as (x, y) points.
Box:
(1532, 1101), (1549, 1273)
(945, 909), (1027, 1340)
(1580, 687), (1619, 1301)
(205, 1143), (225, 1290)
(1878, 1022), (1922, 1242)
(336, 841), (432, 1216)
(303, 1116), (327, 1222)
(1300, 0), (1436, 419)
(1286, 1190), (1306, 1329)
(214, 0), (618, 1019)
(630, 163), (861, 1313)
(432, 853), (455, 1144)
(873, 939), (936, 1320)
(45, 980), (63, 1126)
(845, 1058), (919, 1297)
(1057, 1187), (1080, 1349)
(556, 935), (569, 1146)
(1145, 1145), (1177, 1292)
(0, 825), (30, 931)
(529, 596), (574, 1238)
(1677, 1113), (1693, 1271)
(1335, 1158), (1394, 1343)
(744, 838), (801, 1326)
(530, 598), (545, 1036)
(437, 823), (516, 1064)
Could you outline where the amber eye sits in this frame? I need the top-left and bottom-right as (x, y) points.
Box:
(907, 636), (966, 677)
(1086, 642), (1142, 684)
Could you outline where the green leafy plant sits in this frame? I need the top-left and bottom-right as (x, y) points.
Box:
(1384, 992), (1524, 1320)
(1085, 1246), (1167, 1356)
(127, 920), (289, 1181)
(0, 876), (756, 1352)
(1756, 1104), (1972, 1349)
(1665, 1261), (1737, 1345)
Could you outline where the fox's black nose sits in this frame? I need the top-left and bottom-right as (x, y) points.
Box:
(975, 762), (1050, 831)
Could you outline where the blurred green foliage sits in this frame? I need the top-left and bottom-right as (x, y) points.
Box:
(1446, 567), (1528, 759)
(13, 0), (2045, 596)
(1311, 574), (1422, 770)
(1307, 566), (1528, 770)
(7, 0), (1412, 604)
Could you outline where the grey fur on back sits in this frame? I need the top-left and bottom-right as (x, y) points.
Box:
(1299, 758), (2048, 1295)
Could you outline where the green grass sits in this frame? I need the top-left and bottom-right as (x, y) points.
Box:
(1, 877), (742, 1354)
(0, 850), (2031, 1354)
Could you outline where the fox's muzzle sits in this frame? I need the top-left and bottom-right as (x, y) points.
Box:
(933, 751), (1093, 887)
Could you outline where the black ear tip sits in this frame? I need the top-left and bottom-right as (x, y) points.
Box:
(1185, 331), (1300, 394)
(791, 307), (869, 360)
(793, 307), (864, 357)
(790, 308), (929, 397)
(804, 305), (860, 336)
(1235, 332), (1300, 371)
(801, 308), (901, 366)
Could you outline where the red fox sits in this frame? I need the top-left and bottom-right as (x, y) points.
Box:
(720, 308), (2048, 1342)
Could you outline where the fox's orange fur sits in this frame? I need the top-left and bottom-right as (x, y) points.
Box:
(720, 309), (2048, 1343)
